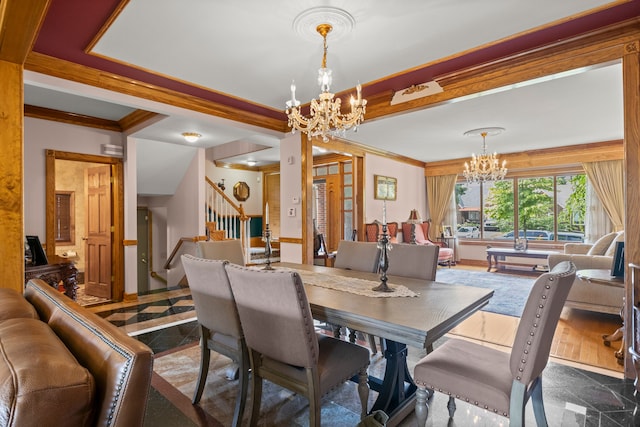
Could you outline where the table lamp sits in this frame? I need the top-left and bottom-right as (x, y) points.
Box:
(407, 209), (422, 244)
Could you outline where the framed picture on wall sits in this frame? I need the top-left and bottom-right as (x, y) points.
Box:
(374, 175), (397, 200)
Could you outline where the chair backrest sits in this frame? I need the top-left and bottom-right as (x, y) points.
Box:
(385, 243), (439, 280)
(181, 255), (243, 339)
(510, 260), (576, 385)
(225, 264), (319, 368)
(196, 239), (245, 266)
(333, 240), (380, 272)
(365, 222), (379, 242)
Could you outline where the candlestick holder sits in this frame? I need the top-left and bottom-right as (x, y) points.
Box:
(372, 223), (394, 292)
(262, 225), (274, 270)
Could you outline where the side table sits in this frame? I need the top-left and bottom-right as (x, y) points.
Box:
(576, 269), (624, 364)
(25, 255), (78, 300)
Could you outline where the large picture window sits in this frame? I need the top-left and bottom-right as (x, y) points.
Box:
(455, 173), (585, 242)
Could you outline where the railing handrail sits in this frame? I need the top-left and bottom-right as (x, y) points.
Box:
(164, 235), (206, 270)
(205, 177), (248, 220)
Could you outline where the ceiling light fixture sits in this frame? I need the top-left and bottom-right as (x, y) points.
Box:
(182, 132), (201, 143)
(247, 160), (257, 166)
(285, 23), (367, 142)
(462, 127), (507, 183)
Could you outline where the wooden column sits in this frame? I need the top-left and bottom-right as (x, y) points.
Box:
(301, 134), (314, 264)
(623, 41), (640, 379)
(0, 60), (25, 292)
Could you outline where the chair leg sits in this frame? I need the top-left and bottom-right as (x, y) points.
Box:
(248, 351), (262, 427)
(357, 368), (370, 419)
(415, 386), (429, 426)
(368, 334), (378, 354)
(509, 380), (527, 427)
(530, 377), (549, 427)
(447, 395), (456, 417)
(231, 346), (250, 427)
(192, 333), (210, 404)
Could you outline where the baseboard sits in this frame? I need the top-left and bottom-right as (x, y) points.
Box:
(123, 292), (139, 302)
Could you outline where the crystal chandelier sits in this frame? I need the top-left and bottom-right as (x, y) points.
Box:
(463, 127), (507, 183)
(285, 23), (367, 142)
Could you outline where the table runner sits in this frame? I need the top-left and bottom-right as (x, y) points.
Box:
(293, 269), (418, 298)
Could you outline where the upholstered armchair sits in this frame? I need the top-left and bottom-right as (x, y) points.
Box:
(365, 221), (398, 243)
(547, 230), (624, 314)
(400, 222), (453, 267)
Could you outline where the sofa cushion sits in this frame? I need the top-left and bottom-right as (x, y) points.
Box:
(586, 232), (618, 256)
(0, 289), (38, 321)
(0, 318), (95, 426)
(604, 231), (625, 257)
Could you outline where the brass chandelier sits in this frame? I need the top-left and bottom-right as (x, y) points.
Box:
(285, 23), (367, 142)
(462, 127), (507, 183)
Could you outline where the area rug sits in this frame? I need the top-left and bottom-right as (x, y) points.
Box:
(435, 268), (536, 317)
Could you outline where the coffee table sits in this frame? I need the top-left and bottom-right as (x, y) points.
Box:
(486, 247), (558, 272)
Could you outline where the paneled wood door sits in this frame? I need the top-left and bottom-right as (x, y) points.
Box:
(85, 165), (112, 298)
(325, 174), (342, 252)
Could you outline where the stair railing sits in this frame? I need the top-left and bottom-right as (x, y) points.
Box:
(205, 177), (251, 263)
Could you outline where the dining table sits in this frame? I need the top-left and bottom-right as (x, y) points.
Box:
(276, 262), (494, 425)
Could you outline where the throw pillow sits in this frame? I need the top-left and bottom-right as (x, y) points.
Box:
(604, 231), (625, 257)
(587, 231), (618, 256)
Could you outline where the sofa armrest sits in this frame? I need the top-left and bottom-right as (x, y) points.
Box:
(548, 253), (612, 271)
(563, 243), (592, 255)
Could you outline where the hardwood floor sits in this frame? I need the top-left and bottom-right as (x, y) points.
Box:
(447, 264), (624, 376)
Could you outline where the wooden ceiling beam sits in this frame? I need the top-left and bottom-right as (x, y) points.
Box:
(0, 0), (50, 64)
(24, 104), (122, 132)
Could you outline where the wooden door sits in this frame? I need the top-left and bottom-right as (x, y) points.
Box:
(325, 174), (342, 252)
(85, 165), (112, 298)
(137, 208), (149, 294)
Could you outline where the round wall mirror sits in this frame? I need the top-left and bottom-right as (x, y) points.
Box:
(233, 181), (250, 201)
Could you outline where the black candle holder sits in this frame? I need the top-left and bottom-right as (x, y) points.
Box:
(372, 223), (394, 292)
(262, 225), (274, 270)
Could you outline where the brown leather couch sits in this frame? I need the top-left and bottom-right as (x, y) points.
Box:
(0, 279), (153, 426)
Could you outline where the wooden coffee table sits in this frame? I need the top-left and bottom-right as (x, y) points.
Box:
(486, 247), (558, 272)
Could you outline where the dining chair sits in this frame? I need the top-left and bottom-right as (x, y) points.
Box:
(224, 264), (370, 427)
(181, 255), (249, 427)
(413, 260), (576, 427)
(385, 243), (439, 281)
(333, 240), (381, 352)
(333, 240), (379, 272)
(196, 239), (245, 266)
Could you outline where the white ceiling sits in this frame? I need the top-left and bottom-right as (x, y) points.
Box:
(24, 0), (626, 194)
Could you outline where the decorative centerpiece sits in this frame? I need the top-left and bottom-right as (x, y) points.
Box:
(514, 237), (528, 251)
(373, 201), (394, 292)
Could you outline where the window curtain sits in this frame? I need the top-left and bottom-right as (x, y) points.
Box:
(582, 160), (624, 231)
(444, 189), (460, 261)
(584, 181), (613, 243)
(426, 174), (457, 241)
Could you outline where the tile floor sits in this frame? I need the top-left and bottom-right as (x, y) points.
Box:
(94, 286), (640, 426)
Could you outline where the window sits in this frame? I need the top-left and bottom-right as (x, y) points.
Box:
(55, 191), (75, 245)
(455, 173), (585, 242)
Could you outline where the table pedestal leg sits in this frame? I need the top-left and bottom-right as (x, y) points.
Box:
(370, 340), (417, 420)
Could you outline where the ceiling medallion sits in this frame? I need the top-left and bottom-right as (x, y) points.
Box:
(293, 7), (355, 42)
(462, 127), (507, 183)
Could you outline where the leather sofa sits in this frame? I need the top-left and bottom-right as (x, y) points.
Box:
(0, 279), (153, 426)
(547, 231), (625, 314)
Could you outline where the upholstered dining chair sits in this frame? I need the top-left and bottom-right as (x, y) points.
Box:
(224, 264), (370, 427)
(413, 260), (576, 427)
(196, 239), (245, 266)
(385, 243), (439, 281)
(333, 240), (382, 352)
(181, 255), (249, 427)
(333, 240), (379, 272)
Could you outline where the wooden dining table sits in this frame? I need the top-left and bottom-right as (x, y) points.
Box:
(277, 262), (494, 425)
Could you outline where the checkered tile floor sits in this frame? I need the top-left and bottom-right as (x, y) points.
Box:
(97, 295), (195, 327)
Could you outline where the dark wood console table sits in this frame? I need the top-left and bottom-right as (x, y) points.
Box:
(25, 256), (78, 300)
